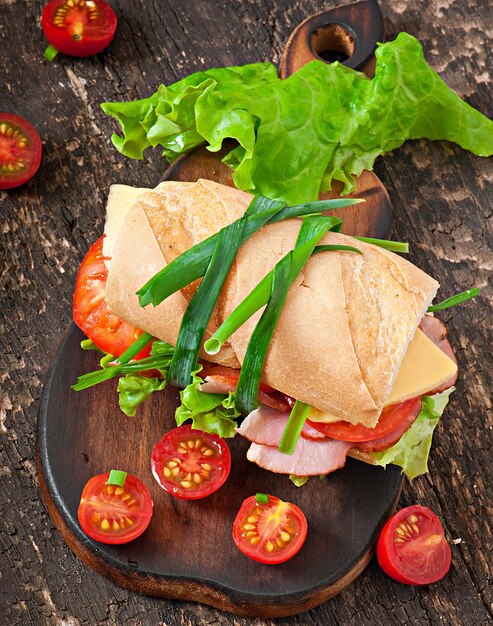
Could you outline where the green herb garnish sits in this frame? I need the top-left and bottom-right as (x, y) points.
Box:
(427, 288), (480, 312)
(107, 470), (127, 487)
(279, 401), (311, 455)
(137, 196), (364, 308)
(255, 493), (269, 504)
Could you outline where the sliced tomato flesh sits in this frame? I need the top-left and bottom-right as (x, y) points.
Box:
(42, 0), (117, 57)
(78, 472), (153, 544)
(73, 236), (151, 358)
(377, 505), (451, 585)
(151, 425), (231, 499)
(232, 495), (307, 564)
(199, 364), (292, 412)
(307, 397), (422, 443)
(0, 113), (42, 190)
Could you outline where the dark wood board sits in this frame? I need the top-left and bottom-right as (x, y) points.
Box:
(37, 325), (402, 617)
(1, 1), (492, 625)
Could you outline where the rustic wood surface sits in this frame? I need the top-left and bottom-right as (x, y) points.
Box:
(0, 0), (491, 624)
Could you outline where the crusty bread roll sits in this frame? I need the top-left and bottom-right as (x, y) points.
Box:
(106, 179), (438, 427)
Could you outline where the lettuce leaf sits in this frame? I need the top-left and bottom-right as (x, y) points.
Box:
(102, 33), (493, 204)
(175, 371), (240, 438)
(369, 388), (455, 479)
(118, 375), (167, 417)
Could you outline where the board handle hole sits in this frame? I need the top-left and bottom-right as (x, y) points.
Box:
(310, 24), (355, 63)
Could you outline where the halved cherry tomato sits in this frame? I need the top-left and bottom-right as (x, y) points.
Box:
(0, 113), (42, 190)
(42, 0), (117, 59)
(233, 494), (307, 564)
(307, 397), (422, 443)
(73, 236), (151, 359)
(151, 425), (231, 499)
(78, 471), (153, 544)
(377, 505), (451, 585)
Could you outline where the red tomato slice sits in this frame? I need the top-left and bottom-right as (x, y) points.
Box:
(233, 495), (307, 564)
(199, 364), (292, 412)
(377, 505), (451, 585)
(73, 236), (151, 358)
(307, 397), (422, 443)
(151, 425), (231, 500)
(0, 113), (42, 190)
(78, 472), (153, 544)
(42, 0), (117, 58)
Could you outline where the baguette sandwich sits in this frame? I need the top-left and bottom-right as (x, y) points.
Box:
(75, 178), (459, 481)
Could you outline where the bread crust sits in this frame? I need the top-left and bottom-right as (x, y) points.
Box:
(106, 179), (438, 427)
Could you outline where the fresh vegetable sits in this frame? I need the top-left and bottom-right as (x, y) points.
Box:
(235, 215), (356, 415)
(136, 196), (358, 308)
(77, 470), (153, 544)
(377, 505), (451, 585)
(102, 33), (493, 204)
(204, 219), (359, 356)
(307, 397), (422, 443)
(427, 288), (480, 312)
(278, 401), (311, 455)
(167, 195), (284, 388)
(42, 0), (117, 61)
(369, 388), (454, 479)
(151, 425), (231, 499)
(72, 236), (152, 359)
(232, 494), (307, 564)
(72, 338), (173, 395)
(0, 113), (42, 190)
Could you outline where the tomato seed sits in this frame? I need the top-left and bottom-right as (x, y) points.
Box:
(265, 541), (274, 553)
(101, 519), (110, 530)
(243, 524), (255, 531)
(280, 531), (291, 542)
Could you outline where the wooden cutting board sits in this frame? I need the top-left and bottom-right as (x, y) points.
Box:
(37, 1), (401, 617)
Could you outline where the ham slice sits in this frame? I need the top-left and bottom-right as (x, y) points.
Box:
(236, 406), (326, 446)
(247, 437), (352, 476)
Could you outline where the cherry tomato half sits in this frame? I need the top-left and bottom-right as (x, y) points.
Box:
(377, 505), (451, 585)
(42, 0), (117, 59)
(307, 397), (422, 443)
(0, 113), (42, 190)
(151, 425), (231, 499)
(78, 471), (153, 544)
(232, 495), (308, 564)
(73, 236), (151, 358)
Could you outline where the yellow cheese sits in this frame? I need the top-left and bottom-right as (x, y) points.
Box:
(103, 184), (150, 264)
(308, 328), (457, 423)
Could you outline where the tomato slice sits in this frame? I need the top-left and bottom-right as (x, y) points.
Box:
(78, 471), (153, 544)
(307, 397), (422, 443)
(377, 505), (451, 585)
(151, 425), (231, 499)
(199, 364), (292, 412)
(73, 236), (151, 358)
(233, 494), (307, 564)
(41, 0), (117, 58)
(0, 113), (42, 190)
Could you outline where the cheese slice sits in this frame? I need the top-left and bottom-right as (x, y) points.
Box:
(309, 328), (457, 424)
(103, 184), (150, 265)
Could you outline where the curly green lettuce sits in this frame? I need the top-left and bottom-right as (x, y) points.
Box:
(175, 371), (241, 438)
(102, 33), (493, 204)
(369, 388), (455, 479)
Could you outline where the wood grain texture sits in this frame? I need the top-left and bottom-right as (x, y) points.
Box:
(0, 1), (492, 625)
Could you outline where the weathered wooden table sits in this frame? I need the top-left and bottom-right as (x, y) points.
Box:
(1, 1), (492, 624)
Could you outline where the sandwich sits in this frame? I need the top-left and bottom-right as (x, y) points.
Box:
(74, 178), (461, 481)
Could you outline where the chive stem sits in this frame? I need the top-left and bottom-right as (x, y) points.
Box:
(107, 470), (127, 487)
(279, 401), (311, 455)
(116, 332), (154, 365)
(255, 493), (269, 504)
(44, 45), (59, 62)
(354, 236), (409, 253)
(427, 288), (480, 312)
(136, 196), (362, 308)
